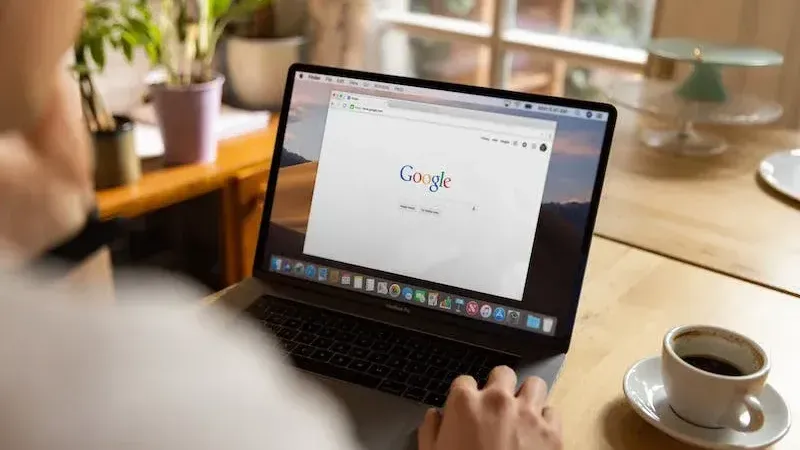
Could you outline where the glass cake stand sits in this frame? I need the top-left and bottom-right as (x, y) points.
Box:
(607, 38), (784, 156)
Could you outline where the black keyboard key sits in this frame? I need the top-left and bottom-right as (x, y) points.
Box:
(403, 388), (427, 402)
(408, 374), (431, 389)
(269, 304), (290, 315)
(405, 361), (425, 374)
(294, 356), (380, 389)
(388, 370), (411, 383)
(386, 356), (405, 369)
(265, 313), (286, 326)
(295, 344), (314, 358)
(454, 361), (471, 373)
(445, 372), (459, 383)
(368, 352), (389, 364)
(318, 328), (338, 338)
(313, 337), (334, 349)
(301, 322), (321, 334)
(330, 342), (351, 354)
(284, 318), (302, 329)
(426, 367), (447, 379)
(368, 364), (392, 377)
(276, 327), (298, 340)
(296, 333), (316, 345)
(430, 355), (449, 368)
(405, 339), (427, 352)
(349, 359), (370, 372)
(378, 380), (407, 396)
(425, 393), (447, 407)
(390, 346), (410, 358)
(427, 380), (450, 395)
(410, 351), (431, 363)
(375, 329), (394, 341)
(349, 347), (370, 359)
(330, 354), (352, 367)
(372, 341), (392, 352)
(311, 349), (333, 362)
(335, 331), (357, 342)
(355, 336), (375, 348)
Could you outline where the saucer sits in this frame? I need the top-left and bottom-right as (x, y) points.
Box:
(623, 356), (791, 450)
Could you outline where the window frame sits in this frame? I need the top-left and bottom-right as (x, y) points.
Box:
(375, 0), (654, 90)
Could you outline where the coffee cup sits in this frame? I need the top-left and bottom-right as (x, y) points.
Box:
(662, 325), (769, 432)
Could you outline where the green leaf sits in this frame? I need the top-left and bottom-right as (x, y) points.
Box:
(210, 0), (233, 20)
(121, 37), (135, 62)
(128, 17), (150, 38)
(89, 37), (106, 70)
(87, 4), (113, 20)
(144, 42), (160, 66)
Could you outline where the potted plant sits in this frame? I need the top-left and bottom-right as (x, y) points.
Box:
(74, 0), (161, 189)
(225, 0), (307, 110)
(152, 0), (270, 165)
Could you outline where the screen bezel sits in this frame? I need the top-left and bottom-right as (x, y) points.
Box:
(253, 63), (616, 356)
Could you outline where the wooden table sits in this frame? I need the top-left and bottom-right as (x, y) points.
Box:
(596, 110), (800, 297)
(95, 118), (279, 284)
(96, 118), (278, 220)
(207, 236), (800, 449)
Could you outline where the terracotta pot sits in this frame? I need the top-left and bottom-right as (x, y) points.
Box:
(151, 75), (225, 165)
(93, 115), (141, 189)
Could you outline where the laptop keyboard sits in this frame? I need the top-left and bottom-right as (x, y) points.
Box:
(245, 296), (519, 407)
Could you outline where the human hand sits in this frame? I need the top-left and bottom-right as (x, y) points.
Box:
(418, 367), (562, 450)
(0, 71), (94, 265)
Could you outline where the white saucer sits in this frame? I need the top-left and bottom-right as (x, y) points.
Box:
(623, 356), (791, 450)
(759, 149), (800, 204)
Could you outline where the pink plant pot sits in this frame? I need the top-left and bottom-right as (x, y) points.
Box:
(151, 75), (225, 165)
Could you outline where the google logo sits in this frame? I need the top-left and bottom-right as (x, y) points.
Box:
(400, 165), (452, 193)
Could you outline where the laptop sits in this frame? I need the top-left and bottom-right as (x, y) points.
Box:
(219, 64), (616, 450)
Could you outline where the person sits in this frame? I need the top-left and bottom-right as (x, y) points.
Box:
(0, 1), (563, 449)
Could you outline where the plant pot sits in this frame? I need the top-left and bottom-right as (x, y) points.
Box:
(225, 35), (304, 110)
(151, 75), (225, 165)
(93, 115), (141, 189)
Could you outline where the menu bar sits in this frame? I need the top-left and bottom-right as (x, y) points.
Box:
(270, 255), (558, 336)
(297, 71), (608, 122)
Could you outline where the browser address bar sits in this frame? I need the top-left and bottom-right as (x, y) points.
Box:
(375, 98), (556, 141)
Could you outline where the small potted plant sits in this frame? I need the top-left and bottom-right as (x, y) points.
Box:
(74, 0), (161, 188)
(225, 0), (307, 110)
(152, 0), (270, 165)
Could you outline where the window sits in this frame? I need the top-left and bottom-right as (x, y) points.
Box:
(376, 0), (657, 100)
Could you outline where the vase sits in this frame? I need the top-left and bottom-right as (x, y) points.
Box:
(151, 74), (225, 165)
(224, 36), (305, 110)
(93, 115), (141, 189)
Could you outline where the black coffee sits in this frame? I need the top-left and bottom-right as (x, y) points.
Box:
(681, 354), (744, 376)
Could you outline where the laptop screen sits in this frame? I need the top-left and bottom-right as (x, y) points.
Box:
(260, 68), (612, 337)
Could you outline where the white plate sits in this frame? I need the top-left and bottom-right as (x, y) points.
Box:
(759, 149), (800, 203)
(623, 356), (791, 450)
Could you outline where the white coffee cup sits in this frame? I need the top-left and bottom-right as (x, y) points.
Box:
(662, 325), (769, 432)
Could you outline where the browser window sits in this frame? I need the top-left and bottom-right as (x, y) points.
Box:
(303, 92), (557, 300)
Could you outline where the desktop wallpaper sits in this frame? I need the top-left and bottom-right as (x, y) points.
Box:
(262, 76), (610, 324)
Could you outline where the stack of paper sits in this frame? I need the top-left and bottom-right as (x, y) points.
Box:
(129, 104), (271, 158)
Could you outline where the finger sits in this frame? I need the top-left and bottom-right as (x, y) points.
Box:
(484, 365), (517, 392)
(543, 406), (562, 433)
(417, 408), (442, 450)
(517, 376), (548, 407)
(450, 374), (478, 392)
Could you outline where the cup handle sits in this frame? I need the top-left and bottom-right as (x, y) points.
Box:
(726, 395), (765, 432)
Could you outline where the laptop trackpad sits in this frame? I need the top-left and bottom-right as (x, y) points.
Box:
(315, 376), (427, 450)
